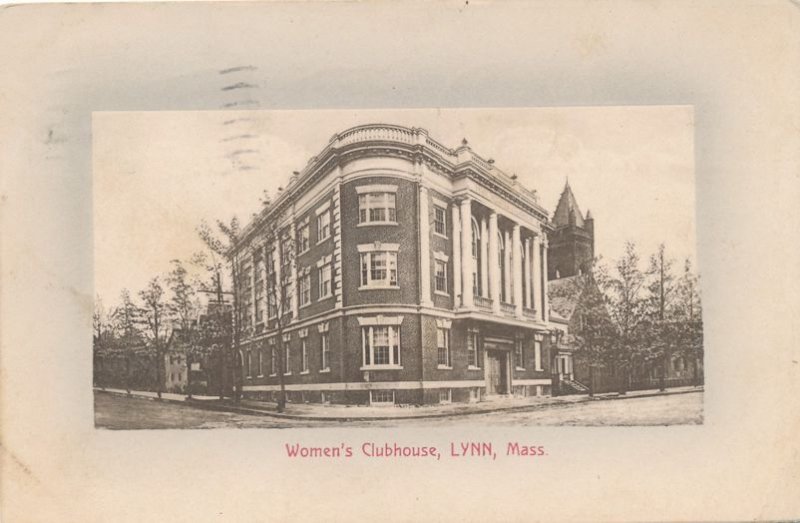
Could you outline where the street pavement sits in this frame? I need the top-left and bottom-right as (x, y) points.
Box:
(94, 389), (703, 429)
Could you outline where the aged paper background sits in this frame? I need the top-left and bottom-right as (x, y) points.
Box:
(1, 1), (799, 521)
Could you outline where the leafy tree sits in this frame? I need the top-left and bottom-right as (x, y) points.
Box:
(643, 243), (678, 391)
(110, 288), (142, 394)
(166, 259), (203, 398)
(672, 258), (704, 385)
(566, 261), (618, 396)
(138, 278), (169, 399)
(604, 242), (647, 394)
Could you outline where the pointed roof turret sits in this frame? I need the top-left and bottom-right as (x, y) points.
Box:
(585, 209), (593, 220)
(552, 180), (585, 228)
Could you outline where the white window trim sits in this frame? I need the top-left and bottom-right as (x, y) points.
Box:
(432, 203), (448, 238)
(357, 186), (398, 225)
(316, 211), (331, 243)
(297, 222), (311, 255)
(298, 271), (312, 308)
(315, 201), (331, 216)
(359, 321), (403, 370)
(358, 245), (399, 289)
(355, 184), (398, 195)
(436, 324), (451, 369)
(357, 242), (400, 253)
(433, 255), (449, 295)
(317, 263), (333, 300)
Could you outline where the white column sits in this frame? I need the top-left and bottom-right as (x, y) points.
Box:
(290, 222), (299, 320)
(542, 235), (549, 321)
(460, 197), (473, 308)
(452, 204), (461, 307)
(503, 230), (512, 303)
(532, 234), (541, 317)
(512, 224), (523, 318)
(419, 185), (432, 306)
(480, 216), (489, 298)
(523, 237), (531, 309)
(488, 212), (500, 314)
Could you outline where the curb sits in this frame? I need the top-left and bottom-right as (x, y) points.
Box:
(96, 387), (704, 423)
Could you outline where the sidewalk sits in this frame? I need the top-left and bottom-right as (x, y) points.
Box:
(95, 385), (704, 422)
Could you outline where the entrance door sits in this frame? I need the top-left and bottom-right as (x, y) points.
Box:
(486, 351), (508, 395)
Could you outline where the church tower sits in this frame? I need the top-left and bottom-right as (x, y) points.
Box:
(548, 180), (594, 280)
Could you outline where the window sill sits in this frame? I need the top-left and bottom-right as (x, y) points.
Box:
(283, 372), (292, 376)
(467, 365), (482, 371)
(434, 290), (450, 297)
(316, 236), (331, 245)
(300, 370), (310, 375)
(257, 374), (264, 378)
(357, 221), (398, 228)
(437, 365), (453, 370)
(269, 373), (277, 377)
(317, 293), (333, 301)
(319, 368), (331, 374)
(299, 301), (312, 310)
(360, 365), (403, 371)
(516, 367), (526, 371)
(433, 231), (448, 240)
(297, 248), (310, 257)
(358, 285), (400, 291)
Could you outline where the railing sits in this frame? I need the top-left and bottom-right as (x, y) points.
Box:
(474, 296), (493, 311)
(500, 302), (516, 315)
(335, 124), (418, 147)
(522, 307), (538, 319)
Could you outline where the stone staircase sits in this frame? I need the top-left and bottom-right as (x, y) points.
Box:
(560, 378), (590, 395)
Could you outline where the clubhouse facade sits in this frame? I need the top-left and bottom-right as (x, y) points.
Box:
(232, 124), (557, 405)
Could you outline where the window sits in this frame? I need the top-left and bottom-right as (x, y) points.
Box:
(434, 205), (447, 236)
(297, 222), (310, 253)
(257, 349), (263, 376)
(301, 339), (309, 373)
(359, 251), (398, 287)
(280, 236), (292, 269)
(281, 281), (292, 313)
(299, 272), (311, 306)
(358, 191), (396, 224)
(515, 339), (524, 369)
(370, 390), (394, 405)
(361, 325), (401, 368)
(284, 345), (291, 375)
(437, 328), (451, 367)
(438, 389), (452, 404)
(318, 263), (332, 298)
(317, 211), (331, 242)
(434, 259), (448, 293)
(270, 345), (277, 376)
(534, 339), (543, 371)
(245, 350), (252, 378)
(320, 333), (330, 371)
(467, 331), (480, 368)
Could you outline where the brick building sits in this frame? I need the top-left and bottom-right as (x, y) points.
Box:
(231, 124), (558, 405)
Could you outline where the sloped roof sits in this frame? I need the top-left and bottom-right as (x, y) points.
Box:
(552, 181), (585, 228)
(548, 275), (586, 321)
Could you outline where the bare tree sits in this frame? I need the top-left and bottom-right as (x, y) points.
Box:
(198, 217), (245, 403)
(261, 207), (296, 413)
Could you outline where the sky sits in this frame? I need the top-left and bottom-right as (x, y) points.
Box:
(93, 106), (695, 305)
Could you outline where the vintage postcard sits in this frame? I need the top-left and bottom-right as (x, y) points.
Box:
(1, 2), (798, 522)
(92, 107), (702, 430)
